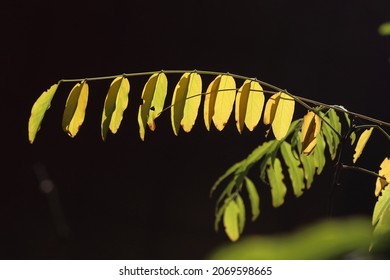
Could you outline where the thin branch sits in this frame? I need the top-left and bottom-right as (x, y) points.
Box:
(342, 165), (387, 180)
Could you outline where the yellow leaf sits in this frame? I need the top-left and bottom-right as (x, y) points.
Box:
(101, 76), (130, 141)
(375, 157), (390, 196)
(223, 199), (240, 242)
(235, 80), (264, 133)
(28, 83), (58, 143)
(263, 92), (278, 126)
(62, 80), (89, 138)
(204, 75), (236, 131)
(353, 127), (373, 163)
(170, 72), (202, 135)
(137, 72), (168, 141)
(301, 111), (321, 155)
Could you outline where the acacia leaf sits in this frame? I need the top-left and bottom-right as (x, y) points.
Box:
(263, 92), (278, 126)
(372, 181), (390, 240)
(204, 75), (220, 131)
(353, 127), (374, 163)
(375, 157), (390, 197)
(320, 112), (338, 160)
(313, 132), (326, 175)
(171, 72), (202, 135)
(208, 75), (236, 131)
(101, 76), (130, 141)
(236, 194), (246, 234)
(301, 111), (321, 155)
(138, 72), (168, 140)
(280, 142), (305, 197)
(28, 83), (58, 143)
(235, 80), (264, 133)
(223, 199), (241, 241)
(62, 80), (89, 138)
(244, 177), (260, 221)
(267, 158), (287, 207)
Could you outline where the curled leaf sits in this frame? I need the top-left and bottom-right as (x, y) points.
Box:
(28, 83), (59, 143)
(62, 80), (89, 138)
(353, 127), (374, 163)
(101, 76), (130, 141)
(301, 111), (321, 155)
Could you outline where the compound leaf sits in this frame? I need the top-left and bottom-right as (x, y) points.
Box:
(28, 83), (58, 143)
(138, 72), (168, 140)
(353, 127), (374, 163)
(235, 80), (264, 133)
(62, 80), (89, 138)
(101, 76), (130, 141)
(171, 72), (202, 135)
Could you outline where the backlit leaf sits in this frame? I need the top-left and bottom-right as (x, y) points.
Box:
(353, 127), (373, 163)
(101, 76), (130, 141)
(204, 75), (236, 131)
(223, 199), (241, 241)
(321, 112), (338, 160)
(244, 177), (260, 221)
(263, 92), (278, 126)
(62, 80), (89, 138)
(235, 80), (264, 133)
(280, 142), (305, 197)
(236, 194), (246, 234)
(171, 72), (202, 135)
(313, 132), (326, 175)
(372, 181), (390, 239)
(301, 111), (321, 155)
(138, 72), (168, 140)
(297, 131), (316, 189)
(267, 158), (287, 207)
(375, 157), (390, 197)
(28, 83), (58, 143)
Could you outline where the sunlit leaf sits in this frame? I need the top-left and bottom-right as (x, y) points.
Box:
(171, 72), (202, 135)
(62, 80), (89, 138)
(223, 199), (241, 241)
(372, 182), (390, 241)
(244, 177), (260, 221)
(263, 92), (278, 126)
(280, 142), (305, 197)
(204, 74), (236, 131)
(137, 72), (168, 140)
(235, 80), (264, 133)
(28, 83), (58, 143)
(101, 76), (130, 141)
(328, 109), (341, 136)
(236, 194), (246, 234)
(353, 127), (374, 163)
(267, 158), (287, 207)
(301, 111), (321, 155)
(375, 157), (390, 197)
(313, 132), (326, 175)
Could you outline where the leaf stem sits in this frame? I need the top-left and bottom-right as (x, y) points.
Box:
(341, 164), (387, 180)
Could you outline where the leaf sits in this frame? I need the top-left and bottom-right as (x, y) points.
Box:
(62, 80), (89, 138)
(328, 108), (341, 136)
(244, 177), (260, 221)
(280, 142), (305, 197)
(320, 112), (338, 160)
(236, 194), (246, 234)
(101, 76), (130, 141)
(297, 132), (316, 189)
(301, 111), (321, 155)
(313, 132), (326, 175)
(210, 162), (242, 197)
(171, 72), (202, 135)
(223, 199), (241, 241)
(266, 158), (287, 207)
(137, 72), (168, 140)
(372, 183), (390, 238)
(353, 127), (374, 163)
(235, 80), (264, 133)
(204, 75), (236, 131)
(375, 157), (390, 197)
(264, 92), (295, 140)
(28, 83), (58, 143)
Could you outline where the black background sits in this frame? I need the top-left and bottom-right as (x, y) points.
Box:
(1, 0), (389, 259)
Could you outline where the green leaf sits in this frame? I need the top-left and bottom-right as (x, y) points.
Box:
(372, 184), (390, 238)
(28, 83), (59, 144)
(210, 161), (242, 197)
(235, 80), (264, 133)
(137, 72), (168, 140)
(223, 199), (241, 241)
(353, 127), (373, 163)
(244, 177), (260, 221)
(171, 72), (202, 135)
(236, 194), (246, 234)
(62, 80), (89, 138)
(313, 132), (326, 175)
(101, 76), (130, 141)
(321, 112), (339, 160)
(280, 142), (305, 197)
(297, 132), (316, 189)
(267, 158), (287, 207)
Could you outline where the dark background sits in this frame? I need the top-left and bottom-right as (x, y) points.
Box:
(1, 0), (389, 259)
